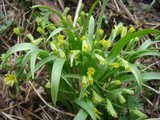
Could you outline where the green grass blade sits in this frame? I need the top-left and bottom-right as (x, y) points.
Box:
(64, 74), (82, 80)
(70, 50), (80, 67)
(88, 16), (95, 37)
(1, 43), (37, 66)
(75, 99), (96, 120)
(27, 55), (56, 80)
(137, 39), (153, 51)
(82, 0), (99, 35)
(125, 39), (136, 52)
(73, 109), (88, 120)
(35, 55), (56, 71)
(128, 50), (160, 62)
(129, 64), (142, 88)
(51, 59), (65, 105)
(106, 99), (117, 118)
(61, 73), (72, 87)
(46, 27), (64, 42)
(119, 72), (160, 83)
(95, 0), (108, 39)
(30, 50), (41, 79)
(20, 50), (33, 67)
(108, 29), (160, 62)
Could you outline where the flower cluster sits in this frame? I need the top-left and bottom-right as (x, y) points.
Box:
(4, 74), (17, 87)
(99, 39), (110, 49)
(82, 67), (95, 86)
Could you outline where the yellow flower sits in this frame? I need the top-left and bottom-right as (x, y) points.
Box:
(13, 27), (20, 36)
(122, 88), (134, 95)
(95, 54), (106, 64)
(4, 74), (17, 87)
(92, 90), (103, 104)
(94, 108), (102, 120)
(134, 37), (139, 42)
(99, 39), (110, 49)
(110, 80), (122, 85)
(128, 26), (135, 33)
(82, 40), (90, 52)
(45, 81), (51, 88)
(57, 35), (65, 47)
(99, 29), (104, 35)
(87, 76), (93, 85)
(118, 94), (126, 104)
(123, 62), (131, 71)
(81, 36), (86, 41)
(50, 42), (59, 53)
(82, 76), (88, 86)
(83, 91), (89, 98)
(114, 23), (123, 34)
(87, 67), (95, 76)
(112, 62), (120, 68)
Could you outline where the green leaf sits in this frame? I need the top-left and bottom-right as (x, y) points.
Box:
(129, 64), (142, 89)
(35, 55), (56, 71)
(95, 0), (108, 39)
(79, 84), (89, 100)
(125, 39), (136, 52)
(73, 109), (88, 120)
(88, 16), (95, 37)
(61, 73), (72, 87)
(128, 50), (160, 62)
(75, 99), (96, 120)
(119, 72), (160, 83)
(106, 99), (117, 118)
(82, 0), (99, 35)
(70, 50), (80, 67)
(64, 74), (82, 80)
(137, 39), (153, 51)
(1, 43), (37, 67)
(51, 59), (65, 105)
(27, 55), (56, 80)
(108, 29), (160, 62)
(30, 50), (41, 79)
(20, 50), (33, 67)
(46, 27), (64, 42)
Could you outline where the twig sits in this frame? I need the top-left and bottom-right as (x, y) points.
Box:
(142, 61), (160, 71)
(0, 101), (24, 112)
(118, 0), (138, 25)
(113, 0), (120, 12)
(1, 112), (23, 120)
(73, 0), (82, 27)
(40, 105), (53, 120)
(29, 81), (75, 117)
(143, 84), (160, 95)
(19, 106), (42, 120)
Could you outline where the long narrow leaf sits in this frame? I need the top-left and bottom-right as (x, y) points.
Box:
(75, 99), (96, 120)
(20, 50), (33, 67)
(2, 43), (37, 66)
(46, 27), (64, 42)
(51, 59), (65, 105)
(128, 50), (160, 62)
(82, 0), (99, 35)
(30, 50), (41, 79)
(73, 109), (88, 120)
(119, 72), (160, 83)
(129, 64), (142, 88)
(108, 29), (160, 62)
(27, 55), (56, 80)
(95, 0), (108, 39)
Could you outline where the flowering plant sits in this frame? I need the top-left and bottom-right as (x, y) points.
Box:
(1, 0), (160, 119)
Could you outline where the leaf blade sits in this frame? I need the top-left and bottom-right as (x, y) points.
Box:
(51, 59), (65, 105)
